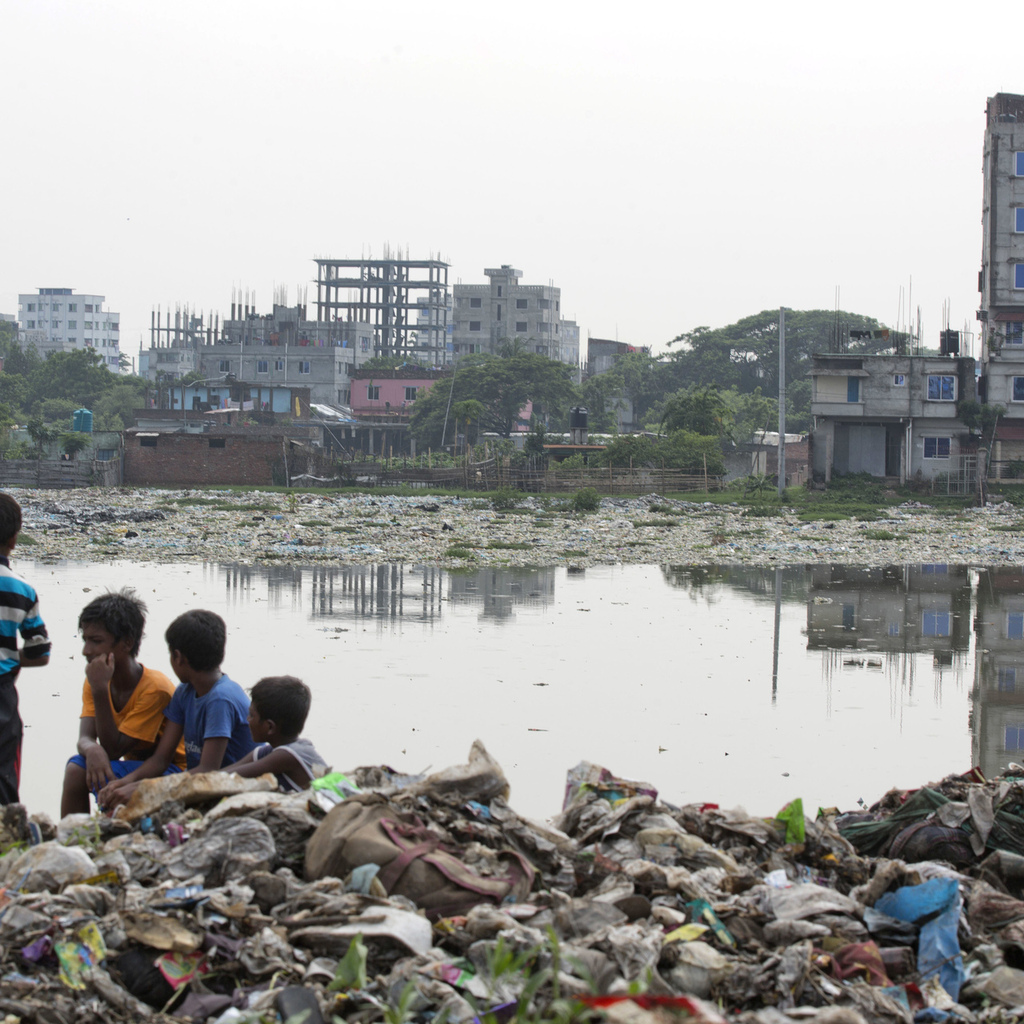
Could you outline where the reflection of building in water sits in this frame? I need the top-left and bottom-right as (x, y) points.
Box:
(660, 565), (809, 604)
(972, 569), (1024, 778)
(806, 564), (971, 656)
(212, 563), (443, 624)
(212, 563), (556, 625)
(311, 565), (443, 623)
(447, 568), (556, 622)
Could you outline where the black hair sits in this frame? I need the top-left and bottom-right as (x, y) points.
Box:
(79, 588), (147, 657)
(250, 675), (311, 737)
(164, 609), (226, 672)
(0, 493), (23, 545)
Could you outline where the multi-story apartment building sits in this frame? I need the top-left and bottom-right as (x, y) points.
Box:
(140, 303), (376, 409)
(17, 288), (122, 370)
(978, 93), (1024, 471)
(451, 266), (580, 367)
(810, 353), (977, 484)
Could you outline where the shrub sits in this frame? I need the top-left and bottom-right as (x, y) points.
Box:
(570, 487), (601, 512)
(491, 487), (521, 511)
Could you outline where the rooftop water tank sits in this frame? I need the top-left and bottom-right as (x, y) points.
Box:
(72, 409), (93, 433)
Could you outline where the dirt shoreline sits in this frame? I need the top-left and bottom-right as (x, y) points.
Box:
(8, 486), (1024, 568)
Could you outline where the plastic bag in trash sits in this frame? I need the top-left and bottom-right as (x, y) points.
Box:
(875, 877), (964, 1001)
(8, 841), (98, 893)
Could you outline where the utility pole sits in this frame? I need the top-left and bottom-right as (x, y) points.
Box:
(778, 307), (786, 499)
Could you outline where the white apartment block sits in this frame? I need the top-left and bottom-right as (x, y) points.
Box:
(17, 288), (122, 371)
(451, 265), (580, 367)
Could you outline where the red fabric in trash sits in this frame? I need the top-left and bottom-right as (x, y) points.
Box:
(830, 941), (892, 987)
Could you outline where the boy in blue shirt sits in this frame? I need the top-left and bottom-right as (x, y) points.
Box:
(98, 609), (254, 812)
(0, 493), (50, 805)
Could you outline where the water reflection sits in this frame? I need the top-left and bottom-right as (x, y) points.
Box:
(214, 563), (556, 625)
(973, 569), (1024, 779)
(17, 558), (1024, 823)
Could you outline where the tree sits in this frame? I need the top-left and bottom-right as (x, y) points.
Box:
(26, 418), (59, 458)
(666, 309), (886, 428)
(410, 352), (578, 445)
(93, 380), (147, 430)
(59, 431), (92, 460)
(25, 349), (114, 412)
(579, 372), (627, 433)
(451, 399), (485, 452)
(660, 385), (731, 436)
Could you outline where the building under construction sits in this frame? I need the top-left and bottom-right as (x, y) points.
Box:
(315, 254), (450, 364)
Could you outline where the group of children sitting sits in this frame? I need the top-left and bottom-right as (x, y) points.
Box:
(60, 590), (329, 817)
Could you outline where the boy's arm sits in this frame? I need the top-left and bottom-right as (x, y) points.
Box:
(85, 654), (140, 758)
(191, 736), (230, 774)
(225, 746), (308, 787)
(19, 611), (50, 667)
(102, 719), (183, 791)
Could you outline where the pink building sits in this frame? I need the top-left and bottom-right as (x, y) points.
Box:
(349, 368), (447, 420)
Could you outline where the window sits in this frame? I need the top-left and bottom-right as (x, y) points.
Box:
(847, 377), (860, 402)
(893, 374), (906, 386)
(367, 385), (380, 400)
(922, 611), (951, 637)
(1014, 377), (1024, 401)
(539, 299), (550, 310)
(275, 359), (284, 371)
(927, 375), (956, 400)
(52, 303), (61, 312)
(67, 320), (76, 329)
(1000, 667), (1018, 691)
(516, 321), (528, 333)
(95, 449), (116, 462)
(516, 298), (528, 309)
(1015, 264), (1024, 289)
(84, 321), (93, 330)
(25, 321), (34, 329)
(470, 297), (482, 308)
(208, 438), (226, 449)
(1009, 323), (1024, 345)
(1006, 723), (1024, 751)
(140, 437), (158, 448)
(68, 303), (76, 312)
(1017, 152), (1024, 176)
(51, 320), (60, 328)
(110, 322), (118, 333)
(469, 321), (481, 331)
(1016, 209), (1024, 233)
(923, 436), (951, 459)
(497, 286), (502, 297)
(360, 337), (370, 352)
(1009, 613), (1024, 640)
(299, 360), (310, 374)
(84, 304), (93, 312)
(26, 303), (34, 312)
(556, 301), (559, 311)
(219, 360), (231, 372)
(256, 359), (268, 373)
(339, 389), (350, 404)
(496, 304), (502, 320)
(405, 386), (417, 401)
(921, 564), (948, 574)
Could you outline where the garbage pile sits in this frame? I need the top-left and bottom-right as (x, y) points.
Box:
(8, 747), (1024, 1024)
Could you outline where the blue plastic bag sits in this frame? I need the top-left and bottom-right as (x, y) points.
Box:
(875, 877), (963, 1001)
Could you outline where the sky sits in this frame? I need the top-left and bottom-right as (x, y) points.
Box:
(3, 1), (1012, 362)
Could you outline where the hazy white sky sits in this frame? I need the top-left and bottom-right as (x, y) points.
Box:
(3, 1), (1009, 359)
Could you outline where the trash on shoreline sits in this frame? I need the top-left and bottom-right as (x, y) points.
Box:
(3, 747), (1024, 1023)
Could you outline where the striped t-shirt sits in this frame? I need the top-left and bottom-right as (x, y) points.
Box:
(0, 556), (49, 675)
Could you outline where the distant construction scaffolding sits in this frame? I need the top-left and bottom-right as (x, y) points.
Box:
(315, 254), (449, 363)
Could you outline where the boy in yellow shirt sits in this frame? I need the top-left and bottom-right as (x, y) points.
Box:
(60, 589), (185, 816)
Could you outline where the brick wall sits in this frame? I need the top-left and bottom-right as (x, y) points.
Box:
(124, 433), (287, 486)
